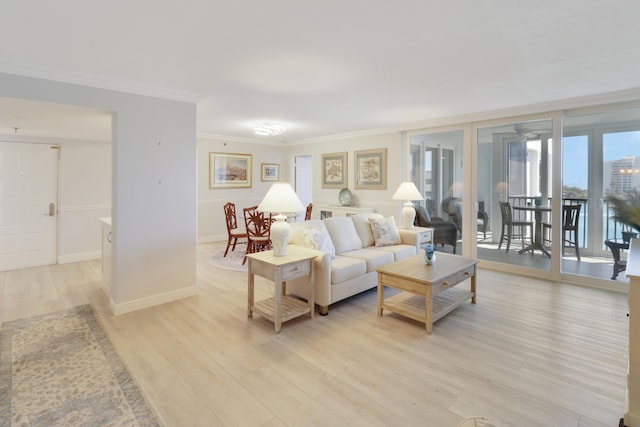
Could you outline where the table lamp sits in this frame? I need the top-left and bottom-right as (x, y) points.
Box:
(257, 182), (305, 256)
(392, 182), (424, 229)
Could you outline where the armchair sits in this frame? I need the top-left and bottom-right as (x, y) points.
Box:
(413, 205), (458, 254)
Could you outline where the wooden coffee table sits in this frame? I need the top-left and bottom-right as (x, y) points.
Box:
(377, 253), (478, 334)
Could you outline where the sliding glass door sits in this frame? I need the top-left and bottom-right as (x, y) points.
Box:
(563, 110), (640, 282)
(475, 118), (553, 272)
(410, 130), (463, 256)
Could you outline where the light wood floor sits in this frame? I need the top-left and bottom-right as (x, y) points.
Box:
(0, 241), (630, 427)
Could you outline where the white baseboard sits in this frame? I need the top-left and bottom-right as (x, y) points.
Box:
(109, 286), (199, 315)
(58, 251), (101, 264)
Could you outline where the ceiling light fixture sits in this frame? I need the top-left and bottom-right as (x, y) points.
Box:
(254, 123), (285, 136)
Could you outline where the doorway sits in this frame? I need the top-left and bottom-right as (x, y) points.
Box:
(0, 142), (59, 271)
(295, 155), (313, 220)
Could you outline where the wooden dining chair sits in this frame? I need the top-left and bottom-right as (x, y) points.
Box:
(243, 205), (273, 265)
(498, 201), (533, 252)
(223, 202), (247, 257)
(304, 203), (313, 220)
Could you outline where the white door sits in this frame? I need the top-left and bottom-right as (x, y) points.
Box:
(295, 155), (313, 219)
(0, 142), (58, 272)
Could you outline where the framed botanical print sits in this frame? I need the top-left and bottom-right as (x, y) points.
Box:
(209, 152), (252, 188)
(261, 163), (279, 181)
(354, 148), (386, 189)
(321, 152), (347, 189)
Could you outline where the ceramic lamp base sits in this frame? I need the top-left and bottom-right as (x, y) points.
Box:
(270, 214), (290, 256)
(401, 201), (415, 229)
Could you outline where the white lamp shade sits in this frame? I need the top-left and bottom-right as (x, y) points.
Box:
(392, 182), (424, 201)
(257, 182), (305, 214)
(257, 182), (304, 256)
(392, 182), (423, 229)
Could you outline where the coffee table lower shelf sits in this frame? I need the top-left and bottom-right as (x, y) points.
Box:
(382, 287), (474, 325)
(252, 295), (311, 324)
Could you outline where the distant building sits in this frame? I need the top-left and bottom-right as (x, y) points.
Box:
(604, 155), (640, 195)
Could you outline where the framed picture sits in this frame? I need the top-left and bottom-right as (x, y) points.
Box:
(354, 148), (387, 189)
(261, 163), (279, 181)
(209, 152), (252, 188)
(321, 152), (347, 189)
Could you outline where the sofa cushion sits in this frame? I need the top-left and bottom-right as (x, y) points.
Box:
(340, 248), (394, 273)
(289, 220), (336, 258)
(324, 217), (363, 254)
(330, 256), (367, 284)
(371, 244), (416, 261)
(350, 212), (383, 247)
(368, 216), (401, 246)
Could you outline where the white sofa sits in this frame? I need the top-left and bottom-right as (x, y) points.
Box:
(286, 213), (421, 315)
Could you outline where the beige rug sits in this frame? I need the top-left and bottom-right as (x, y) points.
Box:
(0, 305), (160, 426)
(210, 249), (247, 271)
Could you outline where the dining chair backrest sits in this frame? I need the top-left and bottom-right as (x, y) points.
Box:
(243, 206), (272, 240)
(499, 201), (514, 226)
(562, 204), (581, 231)
(224, 202), (239, 232)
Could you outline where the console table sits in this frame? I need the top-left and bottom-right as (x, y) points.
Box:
(313, 204), (373, 220)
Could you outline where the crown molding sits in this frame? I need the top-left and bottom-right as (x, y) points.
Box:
(0, 133), (110, 144)
(196, 132), (288, 146)
(0, 62), (204, 104)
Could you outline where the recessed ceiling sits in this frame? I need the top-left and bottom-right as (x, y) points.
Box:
(0, 1), (639, 142)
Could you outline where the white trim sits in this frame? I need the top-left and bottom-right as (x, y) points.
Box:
(58, 250), (101, 264)
(197, 132), (287, 146)
(58, 204), (111, 212)
(110, 286), (199, 315)
(0, 64), (204, 103)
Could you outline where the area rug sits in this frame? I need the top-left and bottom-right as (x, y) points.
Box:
(0, 305), (160, 426)
(210, 249), (247, 272)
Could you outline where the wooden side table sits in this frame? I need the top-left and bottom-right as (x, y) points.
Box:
(247, 246), (316, 333)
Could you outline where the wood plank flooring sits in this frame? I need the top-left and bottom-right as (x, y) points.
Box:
(0, 241), (630, 427)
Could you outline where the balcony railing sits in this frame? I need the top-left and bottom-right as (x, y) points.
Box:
(506, 196), (632, 250)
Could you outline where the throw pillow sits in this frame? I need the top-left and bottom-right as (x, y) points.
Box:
(368, 216), (401, 247)
(351, 212), (384, 247)
(301, 226), (336, 258)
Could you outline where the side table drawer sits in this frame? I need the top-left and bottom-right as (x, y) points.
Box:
(419, 230), (433, 245)
(432, 265), (475, 294)
(281, 260), (311, 281)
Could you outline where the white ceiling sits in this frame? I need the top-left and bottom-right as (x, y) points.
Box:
(0, 0), (639, 142)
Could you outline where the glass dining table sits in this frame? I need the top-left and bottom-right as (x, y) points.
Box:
(512, 204), (552, 257)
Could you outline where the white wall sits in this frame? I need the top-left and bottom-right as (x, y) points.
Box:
(197, 136), (287, 243)
(58, 140), (111, 263)
(0, 72), (197, 314)
(286, 132), (406, 219)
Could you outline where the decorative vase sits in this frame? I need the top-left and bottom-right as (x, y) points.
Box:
(424, 244), (436, 265)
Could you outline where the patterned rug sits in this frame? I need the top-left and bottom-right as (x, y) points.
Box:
(0, 305), (160, 426)
(210, 249), (247, 271)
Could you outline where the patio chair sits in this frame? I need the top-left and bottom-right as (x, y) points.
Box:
(477, 201), (489, 239)
(498, 201), (533, 252)
(542, 204), (581, 260)
(413, 204), (459, 254)
(243, 205), (273, 265)
(223, 202), (247, 257)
